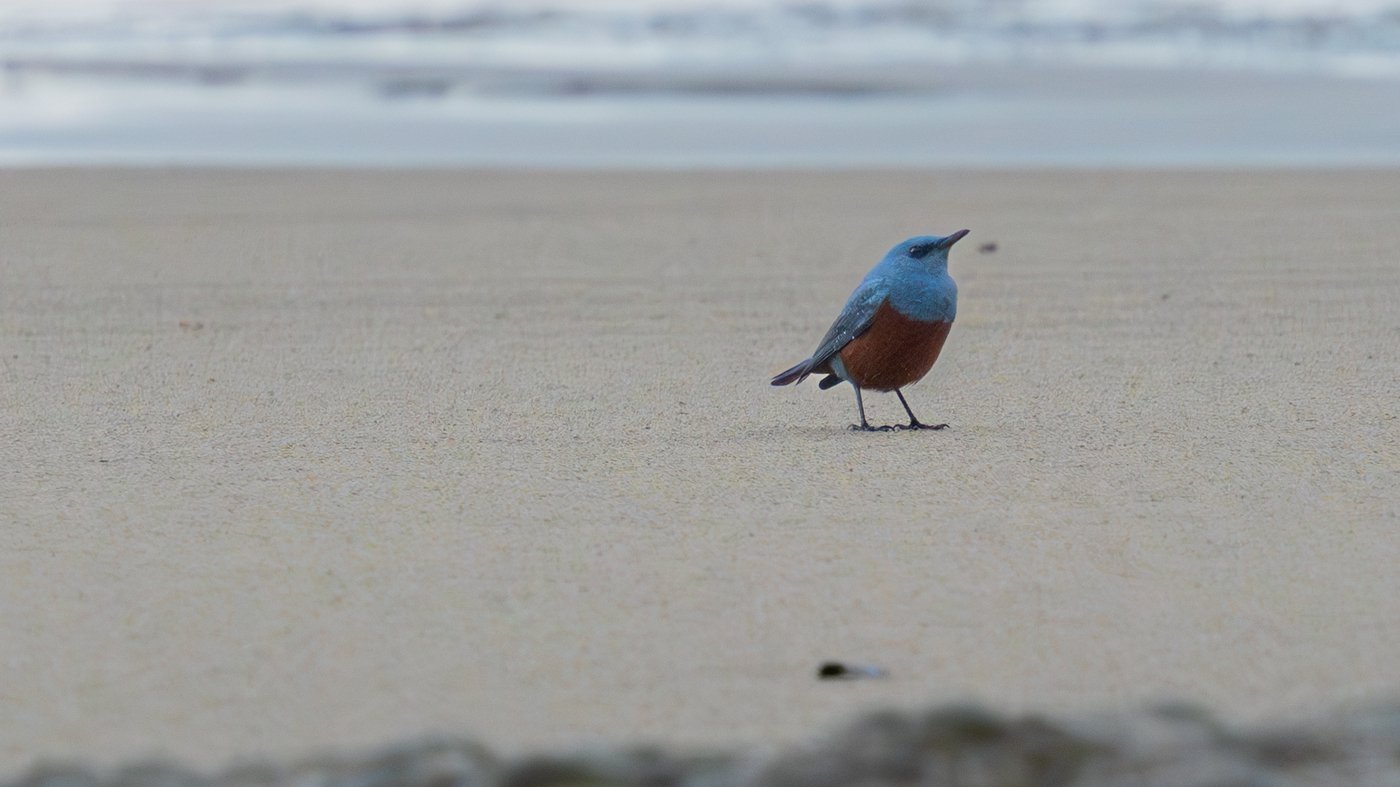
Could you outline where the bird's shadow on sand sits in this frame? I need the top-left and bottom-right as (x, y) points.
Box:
(743, 423), (954, 441)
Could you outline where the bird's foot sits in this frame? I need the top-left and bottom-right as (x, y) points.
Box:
(899, 421), (949, 431)
(849, 423), (901, 432)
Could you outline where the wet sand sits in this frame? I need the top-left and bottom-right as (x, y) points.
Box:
(1, 169), (1398, 775)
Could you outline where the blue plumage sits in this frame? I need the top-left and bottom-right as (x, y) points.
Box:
(770, 230), (968, 430)
(867, 234), (960, 323)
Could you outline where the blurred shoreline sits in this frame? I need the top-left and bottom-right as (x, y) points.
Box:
(4, 0), (1400, 167)
(5, 63), (1400, 168)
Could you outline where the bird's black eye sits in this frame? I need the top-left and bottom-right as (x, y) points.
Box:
(908, 246), (919, 255)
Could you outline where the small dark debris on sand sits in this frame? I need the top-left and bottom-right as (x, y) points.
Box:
(816, 661), (887, 680)
(978, 242), (998, 253)
(8, 703), (1400, 787)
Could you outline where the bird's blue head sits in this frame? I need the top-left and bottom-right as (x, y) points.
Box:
(887, 230), (970, 266)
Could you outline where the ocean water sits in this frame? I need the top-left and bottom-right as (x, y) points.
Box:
(3, 0), (1400, 166)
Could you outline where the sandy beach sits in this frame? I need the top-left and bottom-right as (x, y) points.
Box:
(1, 169), (1398, 776)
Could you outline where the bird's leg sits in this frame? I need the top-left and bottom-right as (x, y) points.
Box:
(895, 389), (948, 431)
(848, 386), (879, 432)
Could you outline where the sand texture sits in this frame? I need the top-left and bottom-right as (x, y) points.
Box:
(1, 170), (1398, 774)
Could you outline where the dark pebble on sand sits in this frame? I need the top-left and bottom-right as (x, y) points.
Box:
(816, 661), (885, 679)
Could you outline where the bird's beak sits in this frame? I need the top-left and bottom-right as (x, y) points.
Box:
(940, 229), (971, 248)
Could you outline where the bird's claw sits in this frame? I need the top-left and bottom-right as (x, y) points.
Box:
(902, 422), (949, 431)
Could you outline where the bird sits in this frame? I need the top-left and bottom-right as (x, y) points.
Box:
(771, 230), (968, 431)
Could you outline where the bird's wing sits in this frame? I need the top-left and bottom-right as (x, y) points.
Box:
(809, 279), (887, 369)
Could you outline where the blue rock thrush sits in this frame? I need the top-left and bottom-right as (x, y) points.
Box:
(771, 231), (968, 431)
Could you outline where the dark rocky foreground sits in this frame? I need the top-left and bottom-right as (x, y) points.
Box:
(9, 705), (1400, 787)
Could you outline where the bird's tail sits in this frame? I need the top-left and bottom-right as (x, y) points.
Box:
(770, 358), (813, 386)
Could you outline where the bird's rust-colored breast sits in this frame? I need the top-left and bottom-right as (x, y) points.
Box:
(838, 300), (952, 391)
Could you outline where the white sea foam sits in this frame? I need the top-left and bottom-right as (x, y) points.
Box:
(4, 0), (1400, 83)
